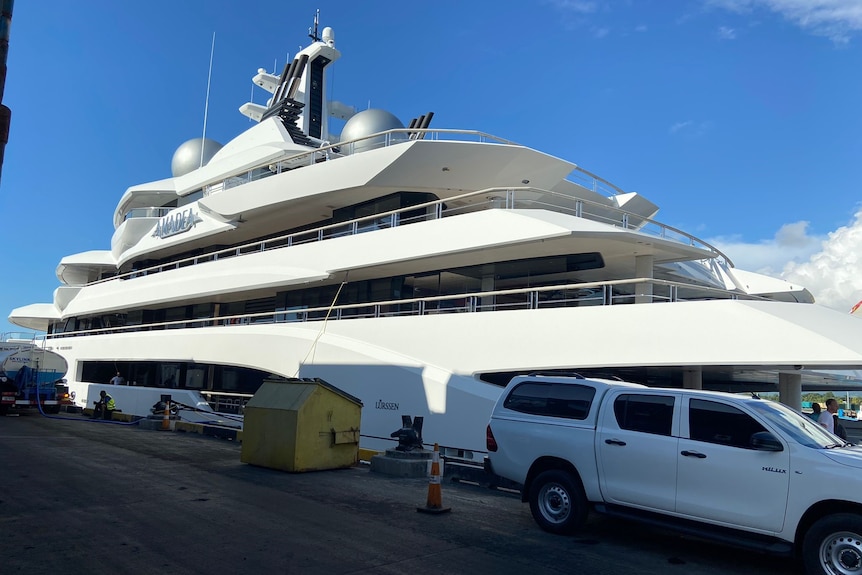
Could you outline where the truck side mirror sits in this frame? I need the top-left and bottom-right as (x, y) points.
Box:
(750, 431), (783, 452)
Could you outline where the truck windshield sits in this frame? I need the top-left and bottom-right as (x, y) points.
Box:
(747, 401), (846, 448)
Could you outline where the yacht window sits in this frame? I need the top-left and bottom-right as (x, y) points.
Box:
(178, 190), (203, 206)
(164, 306), (190, 328)
(245, 297), (277, 323)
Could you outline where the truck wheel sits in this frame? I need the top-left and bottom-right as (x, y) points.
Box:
(803, 513), (862, 575)
(528, 469), (587, 535)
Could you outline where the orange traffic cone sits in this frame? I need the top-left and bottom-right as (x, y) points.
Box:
(161, 400), (171, 430)
(417, 443), (451, 514)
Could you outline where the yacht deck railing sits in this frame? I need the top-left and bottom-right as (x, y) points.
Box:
(102, 186), (732, 287)
(1, 332), (47, 345)
(47, 277), (765, 340)
(123, 128), (647, 243)
(205, 128), (629, 202)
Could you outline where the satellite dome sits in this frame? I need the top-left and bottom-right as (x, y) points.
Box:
(340, 109), (406, 154)
(171, 138), (224, 177)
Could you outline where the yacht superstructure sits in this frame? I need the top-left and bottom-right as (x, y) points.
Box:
(11, 16), (862, 458)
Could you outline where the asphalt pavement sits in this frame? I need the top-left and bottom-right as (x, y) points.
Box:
(0, 411), (801, 575)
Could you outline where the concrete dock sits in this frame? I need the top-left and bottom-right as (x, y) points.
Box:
(0, 411), (799, 575)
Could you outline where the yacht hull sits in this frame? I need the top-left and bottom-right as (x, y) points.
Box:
(49, 299), (862, 458)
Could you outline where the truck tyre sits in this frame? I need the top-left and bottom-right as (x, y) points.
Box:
(803, 513), (862, 575)
(528, 469), (588, 535)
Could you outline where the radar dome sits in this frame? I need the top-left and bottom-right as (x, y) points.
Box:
(171, 138), (224, 177)
(340, 109), (406, 154)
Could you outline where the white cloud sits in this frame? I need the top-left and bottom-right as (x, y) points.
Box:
(635, 24), (648, 32)
(668, 120), (713, 137)
(548, 0), (600, 14)
(709, 211), (862, 312)
(718, 25), (737, 38)
(547, 0), (606, 33)
(670, 120), (693, 134)
(781, 210), (862, 311)
(705, 0), (862, 44)
(593, 27), (611, 38)
(709, 221), (823, 275)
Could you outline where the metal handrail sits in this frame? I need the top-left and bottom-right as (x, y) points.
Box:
(199, 390), (253, 415)
(123, 207), (173, 222)
(1, 332), (46, 345)
(92, 186), (733, 288)
(192, 128), (517, 197)
(46, 277), (764, 340)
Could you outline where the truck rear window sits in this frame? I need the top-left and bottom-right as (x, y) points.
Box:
(503, 381), (596, 420)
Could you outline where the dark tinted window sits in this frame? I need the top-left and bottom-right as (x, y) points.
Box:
(614, 394), (675, 436)
(504, 382), (596, 420)
(689, 399), (768, 449)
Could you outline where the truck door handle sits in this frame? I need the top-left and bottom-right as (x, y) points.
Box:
(681, 450), (706, 459)
(605, 439), (626, 446)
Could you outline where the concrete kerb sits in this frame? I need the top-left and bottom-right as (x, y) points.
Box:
(173, 420), (243, 442)
(358, 448), (380, 463)
(80, 408), (140, 423)
(77, 410), (242, 440)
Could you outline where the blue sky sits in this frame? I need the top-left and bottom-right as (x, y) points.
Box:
(2, 0), (862, 336)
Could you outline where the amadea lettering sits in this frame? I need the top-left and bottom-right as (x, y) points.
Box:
(153, 208), (202, 239)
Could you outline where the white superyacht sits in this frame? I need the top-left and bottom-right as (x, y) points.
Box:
(11, 16), (862, 458)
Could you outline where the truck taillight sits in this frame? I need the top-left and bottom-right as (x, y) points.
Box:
(486, 424), (498, 452)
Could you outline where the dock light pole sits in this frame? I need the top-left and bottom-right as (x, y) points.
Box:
(0, 0), (13, 186)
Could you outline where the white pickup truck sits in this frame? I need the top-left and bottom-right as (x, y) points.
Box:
(486, 375), (862, 575)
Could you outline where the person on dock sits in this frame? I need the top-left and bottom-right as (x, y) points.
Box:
(809, 402), (822, 422)
(834, 413), (848, 441)
(818, 398), (838, 434)
(92, 390), (116, 420)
